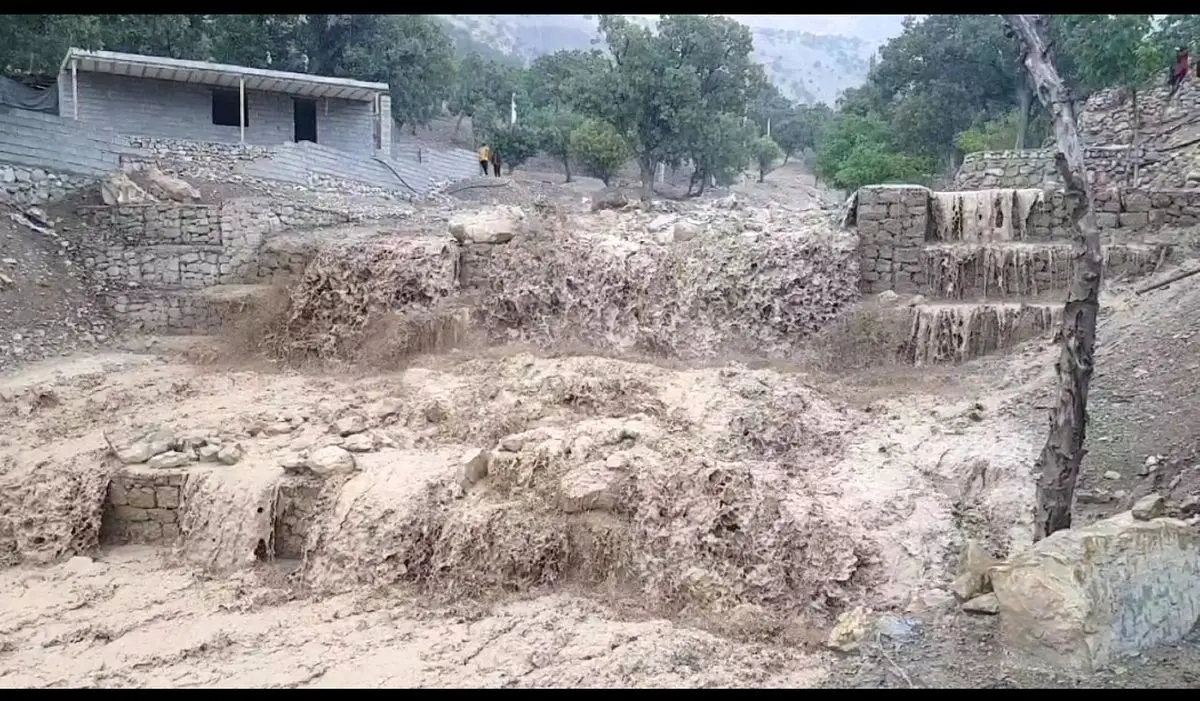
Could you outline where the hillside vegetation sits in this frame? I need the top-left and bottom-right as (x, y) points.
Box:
(1, 14), (1192, 196)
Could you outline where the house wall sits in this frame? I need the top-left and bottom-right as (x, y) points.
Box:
(57, 71), (376, 156)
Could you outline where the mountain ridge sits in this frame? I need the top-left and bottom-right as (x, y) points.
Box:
(435, 14), (905, 106)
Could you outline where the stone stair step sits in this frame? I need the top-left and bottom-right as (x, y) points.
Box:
(902, 301), (1058, 366)
(918, 241), (1171, 300)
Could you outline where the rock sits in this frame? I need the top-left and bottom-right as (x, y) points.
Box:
(108, 427), (175, 465)
(144, 166), (202, 202)
(961, 593), (1000, 615)
(343, 432), (376, 453)
(589, 189), (628, 212)
(991, 512), (1200, 672)
(99, 172), (154, 206)
(826, 605), (870, 652)
(1131, 493), (1167, 521)
(647, 214), (678, 232)
(672, 220), (700, 242)
(197, 444), (222, 462)
(714, 193), (740, 210)
(951, 540), (998, 601)
(333, 414), (367, 437)
(1102, 470), (1121, 480)
(146, 450), (192, 469)
(876, 290), (900, 304)
(279, 453), (309, 475)
(216, 443), (244, 465)
(448, 205), (525, 244)
(558, 462), (620, 513)
(305, 445), (357, 477)
(459, 448), (491, 488)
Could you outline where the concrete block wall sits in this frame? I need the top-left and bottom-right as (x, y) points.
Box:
(101, 466), (316, 554)
(60, 72), (376, 156)
(0, 107), (133, 191)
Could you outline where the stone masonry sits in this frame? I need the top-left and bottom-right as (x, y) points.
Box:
(103, 469), (185, 544)
(77, 198), (358, 332)
(855, 185), (1177, 297)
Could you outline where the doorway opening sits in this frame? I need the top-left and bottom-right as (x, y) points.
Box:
(294, 99), (317, 144)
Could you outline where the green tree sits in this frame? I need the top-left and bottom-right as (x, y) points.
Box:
(591, 14), (762, 200)
(570, 118), (630, 186)
(772, 103), (833, 164)
(688, 112), (754, 194)
(814, 113), (931, 191)
(750, 136), (784, 182)
(1054, 15), (1158, 142)
(448, 53), (488, 135)
(482, 122), (540, 174)
(529, 108), (585, 182)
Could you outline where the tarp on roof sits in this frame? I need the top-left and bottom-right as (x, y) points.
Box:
(0, 76), (58, 114)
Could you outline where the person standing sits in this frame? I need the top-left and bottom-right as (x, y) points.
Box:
(491, 149), (503, 177)
(1169, 46), (1190, 98)
(478, 143), (491, 176)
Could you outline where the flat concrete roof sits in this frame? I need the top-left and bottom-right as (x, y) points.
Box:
(60, 48), (389, 102)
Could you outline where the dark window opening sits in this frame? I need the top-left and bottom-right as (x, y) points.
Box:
(212, 89), (248, 127)
(294, 98), (317, 143)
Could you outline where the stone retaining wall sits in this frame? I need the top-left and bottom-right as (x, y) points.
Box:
(855, 185), (1180, 296)
(101, 467), (317, 559)
(953, 146), (1159, 191)
(102, 469), (185, 544)
(78, 199), (353, 290)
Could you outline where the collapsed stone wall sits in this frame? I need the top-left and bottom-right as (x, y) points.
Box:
(1, 164), (94, 206)
(953, 146), (1160, 191)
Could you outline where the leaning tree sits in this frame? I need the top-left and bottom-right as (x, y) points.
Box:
(1002, 14), (1105, 541)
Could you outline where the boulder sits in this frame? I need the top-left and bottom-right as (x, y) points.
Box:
(144, 166), (201, 202)
(99, 172), (154, 206)
(448, 205), (526, 244)
(107, 426), (175, 465)
(991, 512), (1200, 672)
(459, 448), (491, 489)
(558, 462), (620, 513)
(305, 445), (358, 477)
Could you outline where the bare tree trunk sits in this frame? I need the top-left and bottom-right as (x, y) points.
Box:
(1015, 74), (1033, 150)
(454, 114), (463, 136)
(638, 158), (655, 201)
(1004, 14), (1105, 543)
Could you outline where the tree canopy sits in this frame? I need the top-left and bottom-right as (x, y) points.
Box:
(2, 14), (1180, 193)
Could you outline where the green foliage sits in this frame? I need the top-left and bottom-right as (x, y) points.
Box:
(1055, 15), (1157, 94)
(483, 122), (541, 173)
(955, 109), (1028, 154)
(528, 108), (585, 181)
(750, 136), (784, 182)
(772, 104), (834, 162)
(815, 113), (929, 191)
(569, 118), (630, 186)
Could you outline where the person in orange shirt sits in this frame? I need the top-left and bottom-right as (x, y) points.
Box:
(478, 143), (491, 176)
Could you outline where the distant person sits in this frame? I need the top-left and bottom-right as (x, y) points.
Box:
(1169, 46), (1190, 97)
(478, 143), (491, 176)
(491, 149), (503, 177)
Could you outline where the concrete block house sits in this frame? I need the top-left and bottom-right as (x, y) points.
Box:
(56, 48), (393, 156)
